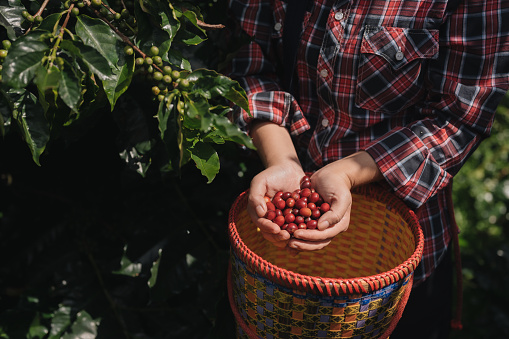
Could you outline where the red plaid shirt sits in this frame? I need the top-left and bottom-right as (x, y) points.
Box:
(226, 0), (509, 284)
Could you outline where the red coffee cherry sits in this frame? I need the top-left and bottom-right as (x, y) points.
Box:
(295, 199), (307, 209)
(285, 213), (296, 223)
(301, 188), (311, 198)
(283, 208), (293, 216)
(307, 202), (317, 210)
(275, 199), (286, 210)
(311, 209), (321, 219)
(264, 196), (271, 203)
(298, 223), (307, 229)
(300, 180), (311, 189)
(286, 198), (295, 208)
(282, 192), (292, 200)
(320, 203), (330, 213)
(295, 215), (304, 224)
(308, 192), (320, 203)
(266, 210), (276, 221)
(286, 223), (298, 234)
(274, 215), (285, 227)
(306, 220), (318, 229)
(266, 201), (276, 211)
(299, 207), (312, 218)
(291, 191), (300, 200)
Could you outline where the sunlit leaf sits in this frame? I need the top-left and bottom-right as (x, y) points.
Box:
(2, 32), (50, 88)
(112, 245), (142, 277)
(48, 305), (71, 339)
(61, 311), (100, 339)
(75, 15), (120, 68)
(189, 141), (219, 183)
(11, 89), (50, 165)
(102, 53), (135, 110)
(148, 248), (163, 288)
(0, 0), (24, 40)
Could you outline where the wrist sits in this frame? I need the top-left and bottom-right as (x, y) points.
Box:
(323, 151), (383, 189)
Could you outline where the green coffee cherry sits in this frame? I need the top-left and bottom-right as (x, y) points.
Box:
(144, 57), (153, 66)
(152, 86), (160, 96)
(2, 41), (11, 50)
(124, 46), (134, 56)
(135, 57), (144, 66)
(0, 50), (8, 59)
(152, 56), (162, 66)
(153, 71), (163, 81)
(149, 46), (159, 56)
(163, 65), (172, 75)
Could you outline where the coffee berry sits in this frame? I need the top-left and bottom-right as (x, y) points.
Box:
(264, 175), (330, 235)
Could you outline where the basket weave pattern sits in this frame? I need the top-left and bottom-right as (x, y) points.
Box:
(228, 184), (424, 339)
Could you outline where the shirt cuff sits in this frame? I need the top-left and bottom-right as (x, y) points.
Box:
(232, 91), (310, 136)
(362, 127), (451, 209)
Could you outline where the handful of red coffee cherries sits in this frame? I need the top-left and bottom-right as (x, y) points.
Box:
(264, 175), (330, 235)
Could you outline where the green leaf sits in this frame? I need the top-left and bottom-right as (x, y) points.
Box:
(167, 49), (192, 71)
(59, 63), (82, 111)
(0, 0), (24, 40)
(75, 15), (120, 68)
(185, 95), (213, 131)
(61, 40), (113, 81)
(181, 9), (207, 34)
(11, 89), (50, 165)
(102, 53), (134, 110)
(0, 89), (13, 136)
(157, 91), (181, 174)
(61, 311), (100, 339)
(28, 313), (49, 339)
(159, 3), (180, 41)
(34, 65), (61, 94)
(148, 248), (163, 288)
(211, 114), (255, 149)
(36, 12), (64, 34)
(134, 2), (173, 60)
(189, 141), (219, 183)
(48, 305), (71, 339)
(2, 32), (50, 88)
(112, 245), (142, 277)
(187, 69), (249, 112)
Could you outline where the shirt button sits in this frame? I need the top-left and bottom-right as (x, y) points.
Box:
(395, 51), (404, 61)
(334, 11), (344, 21)
(274, 22), (282, 32)
(321, 119), (329, 127)
(320, 69), (328, 78)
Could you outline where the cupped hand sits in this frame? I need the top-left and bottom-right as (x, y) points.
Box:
(288, 163), (353, 251)
(247, 162), (306, 248)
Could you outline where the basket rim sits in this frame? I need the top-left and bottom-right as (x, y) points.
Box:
(228, 183), (424, 296)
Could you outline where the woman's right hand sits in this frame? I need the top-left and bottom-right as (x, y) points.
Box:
(247, 162), (305, 248)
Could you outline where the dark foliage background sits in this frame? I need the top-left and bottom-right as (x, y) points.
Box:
(1, 0), (509, 338)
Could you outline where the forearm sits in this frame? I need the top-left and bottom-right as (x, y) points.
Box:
(251, 120), (302, 168)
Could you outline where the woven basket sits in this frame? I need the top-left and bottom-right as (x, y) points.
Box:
(227, 184), (424, 339)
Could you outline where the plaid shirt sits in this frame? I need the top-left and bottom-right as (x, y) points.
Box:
(226, 0), (509, 284)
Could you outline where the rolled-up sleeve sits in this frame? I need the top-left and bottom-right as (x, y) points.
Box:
(363, 0), (509, 209)
(227, 0), (310, 136)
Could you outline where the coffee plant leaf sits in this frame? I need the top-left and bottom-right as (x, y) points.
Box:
(2, 33), (50, 88)
(75, 15), (120, 69)
(184, 93), (213, 131)
(48, 305), (71, 339)
(28, 313), (49, 339)
(0, 1), (23, 40)
(0, 89), (13, 136)
(58, 63), (82, 112)
(102, 53), (135, 110)
(187, 68), (249, 113)
(60, 311), (100, 339)
(211, 114), (255, 149)
(34, 65), (60, 95)
(112, 245), (143, 277)
(11, 89), (50, 165)
(134, 1), (173, 59)
(159, 2), (180, 41)
(167, 48), (192, 70)
(64, 40), (113, 81)
(157, 91), (181, 175)
(36, 12), (64, 33)
(148, 248), (163, 288)
(189, 141), (220, 183)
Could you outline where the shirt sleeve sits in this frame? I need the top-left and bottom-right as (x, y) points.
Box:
(226, 0), (310, 136)
(363, 0), (509, 209)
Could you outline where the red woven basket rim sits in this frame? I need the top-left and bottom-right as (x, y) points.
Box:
(228, 183), (424, 296)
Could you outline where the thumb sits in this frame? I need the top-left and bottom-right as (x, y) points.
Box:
(317, 197), (350, 231)
(249, 178), (270, 218)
